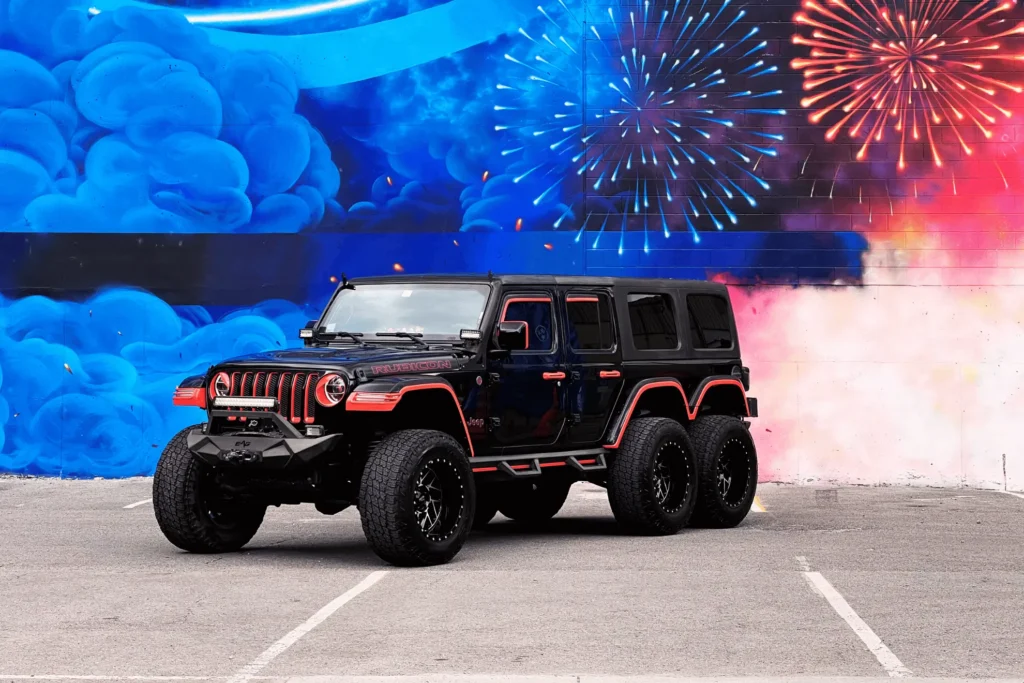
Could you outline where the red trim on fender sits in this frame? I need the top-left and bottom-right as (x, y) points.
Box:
(691, 378), (751, 417)
(346, 383), (476, 457)
(604, 378), (750, 450)
(172, 387), (206, 409)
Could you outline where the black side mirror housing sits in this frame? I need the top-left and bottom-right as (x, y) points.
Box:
(494, 320), (528, 352)
(300, 320), (318, 346)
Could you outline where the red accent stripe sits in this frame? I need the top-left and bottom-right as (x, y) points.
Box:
(278, 373), (291, 420)
(604, 378), (750, 450)
(566, 296), (600, 303)
(539, 461), (566, 468)
(599, 370), (621, 379)
(230, 372), (240, 395)
(304, 373), (318, 424)
(290, 373), (302, 424)
(241, 372), (252, 396)
(472, 466), (498, 473)
(509, 464), (531, 470)
(500, 296), (551, 320)
(346, 383), (476, 457)
(577, 459), (597, 465)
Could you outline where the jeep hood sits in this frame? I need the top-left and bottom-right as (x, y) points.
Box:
(214, 345), (467, 370)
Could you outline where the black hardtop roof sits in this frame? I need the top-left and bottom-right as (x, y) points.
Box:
(347, 273), (729, 295)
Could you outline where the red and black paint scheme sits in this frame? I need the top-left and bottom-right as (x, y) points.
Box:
(160, 274), (760, 565)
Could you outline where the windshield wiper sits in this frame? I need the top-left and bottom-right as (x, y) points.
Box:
(317, 329), (367, 347)
(375, 331), (429, 348)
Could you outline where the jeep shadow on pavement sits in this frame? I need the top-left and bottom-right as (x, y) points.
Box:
(156, 274), (760, 566)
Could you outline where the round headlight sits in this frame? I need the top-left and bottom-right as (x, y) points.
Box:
(315, 373), (347, 407)
(208, 371), (231, 400)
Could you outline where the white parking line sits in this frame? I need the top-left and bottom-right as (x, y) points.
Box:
(123, 498), (152, 509)
(225, 570), (388, 683)
(798, 557), (911, 678)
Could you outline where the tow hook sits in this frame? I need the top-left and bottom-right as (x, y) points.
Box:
(224, 449), (262, 464)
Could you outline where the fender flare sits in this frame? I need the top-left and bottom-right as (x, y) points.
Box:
(604, 376), (750, 449)
(172, 373), (208, 408)
(346, 376), (474, 457)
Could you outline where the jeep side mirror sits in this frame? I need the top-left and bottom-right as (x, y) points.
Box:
(300, 320), (318, 345)
(494, 321), (528, 352)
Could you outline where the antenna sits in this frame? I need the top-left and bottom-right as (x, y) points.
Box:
(487, 270), (494, 281)
(341, 272), (348, 287)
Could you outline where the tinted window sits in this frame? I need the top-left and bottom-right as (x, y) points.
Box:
(627, 293), (678, 350)
(502, 297), (554, 351)
(566, 294), (614, 351)
(688, 295), (733, 349)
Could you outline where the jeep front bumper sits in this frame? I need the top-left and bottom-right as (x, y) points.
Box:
(187, 430), (342, 469)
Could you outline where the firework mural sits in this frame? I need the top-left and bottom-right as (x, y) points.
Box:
(495, 0), (786, 245)
(791, 0), (1024, 171)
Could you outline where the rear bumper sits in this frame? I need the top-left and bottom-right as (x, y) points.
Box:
(186, 430), (342, 469)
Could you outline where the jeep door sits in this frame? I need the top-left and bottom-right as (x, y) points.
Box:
(486, 289), (567, 450)
(561, 289), (624, 445)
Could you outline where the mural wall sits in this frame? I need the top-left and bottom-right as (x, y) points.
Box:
(0, 0), (1021, 487)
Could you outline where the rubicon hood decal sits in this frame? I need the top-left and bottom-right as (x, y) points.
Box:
(363, 357), (468, 377)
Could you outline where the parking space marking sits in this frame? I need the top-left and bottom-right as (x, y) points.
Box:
(225, 570), (388, 683)
(123, 498), (152, 509)
(797, 557), (911, 679)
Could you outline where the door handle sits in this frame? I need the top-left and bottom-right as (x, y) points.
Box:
(599, 370), (621, 379)
(542, 371), (566, 380)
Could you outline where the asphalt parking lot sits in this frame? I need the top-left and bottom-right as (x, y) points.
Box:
(1, 478), (1023, 683)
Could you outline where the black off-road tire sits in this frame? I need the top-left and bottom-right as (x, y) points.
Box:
(607, 417), (698, 535)
(496, 480), (572, 525)
(359, 429), (475, 566)
(689, 415), (758, 528)
(152, 425), (266, 553)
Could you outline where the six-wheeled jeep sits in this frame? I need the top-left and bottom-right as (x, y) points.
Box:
(155, 274), (759, 566)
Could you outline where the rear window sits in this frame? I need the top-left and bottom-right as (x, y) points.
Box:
(687, 294), (733, 349)
(566, 293), (615, 351)
(627, 293), (678, 350)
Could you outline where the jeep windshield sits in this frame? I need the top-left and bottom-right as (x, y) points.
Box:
(318, 282), (491, 342)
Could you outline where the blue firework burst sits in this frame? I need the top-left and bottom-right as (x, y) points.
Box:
(493, 0), (591, 235)
(494, 0), (785, 247)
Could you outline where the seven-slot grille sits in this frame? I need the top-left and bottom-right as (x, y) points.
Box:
(225, 370), (321, 424)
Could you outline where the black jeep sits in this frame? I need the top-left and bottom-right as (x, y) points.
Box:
(155, 274), (759, 566)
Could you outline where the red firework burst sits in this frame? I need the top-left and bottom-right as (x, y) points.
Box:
(792, 0), (1024, 170)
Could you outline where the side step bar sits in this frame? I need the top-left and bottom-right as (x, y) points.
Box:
(470, 448), (607, 478)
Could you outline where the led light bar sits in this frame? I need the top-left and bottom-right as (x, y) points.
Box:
(213, 397), (277, 409)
